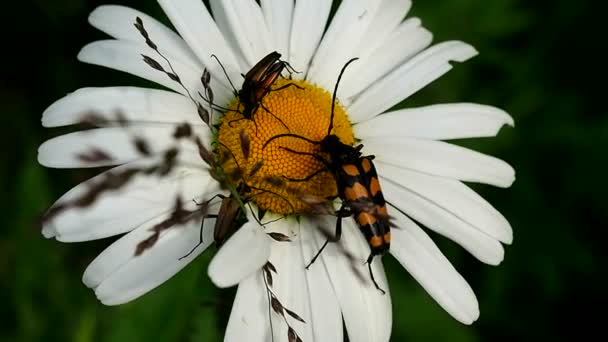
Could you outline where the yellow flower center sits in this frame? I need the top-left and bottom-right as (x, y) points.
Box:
(216, 78), (354, 215)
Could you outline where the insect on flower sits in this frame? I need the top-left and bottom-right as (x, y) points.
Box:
(133, 16), (295, 252)
(206, 51), (303, 130)
(38, 2), (517, 334)
(180, 127), (296, 259)
(263, 58), (391, 293)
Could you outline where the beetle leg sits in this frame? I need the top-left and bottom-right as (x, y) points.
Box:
(179, 193), (227, 260)
(179, 213), (219, 260)
(366, 254), (386, 295)
(306, 204), (350, 269)
(259, 102), (290, 131)
(193, 193), (226, 206)
(282, 61), (301, 77)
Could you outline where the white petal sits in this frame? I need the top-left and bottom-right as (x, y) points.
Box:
(83, 198), (220, 288)
(225, 219), (342, 342)
(261, 0), (294, 57)
(307, 0), (381, 89)
(299, 219), (343, 341)
(378, 162), (512, 244)
(87, 215), (214, 305)
(208, 0), (247, 71)
(38, 125), (208, 168)
(42, 87), (200, 127)
(42, 156), (214, 241)
(348, 41), (478, 123)
(354, 103), (515, 140)
(158, 0), (242, 91)
(210, 0), (273, 69)
(88, 5), (200, 66)
(363, 136), (515, 188)
(381, 179), (505, 265)
(340, 18), (433, 99)
(288, 0), (332, 75)
(208, 216), (271, 288)
(354, 0), (413, 56)
(263, 222), (313, 342)
(389, 211), (479, 324)
(78, 40), (232, 105)
(314, 216), (392, 342)
(224, 271), (272, 342)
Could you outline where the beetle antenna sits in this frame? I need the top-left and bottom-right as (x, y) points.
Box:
(211, 54), (239, 96)
(262, 133), (320, 150)
(327, 57), (359, 137)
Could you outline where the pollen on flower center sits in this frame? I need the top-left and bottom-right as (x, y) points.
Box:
(216, 78), (354, 215)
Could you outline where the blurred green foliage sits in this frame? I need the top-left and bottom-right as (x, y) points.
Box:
(1, 0), (604, 341)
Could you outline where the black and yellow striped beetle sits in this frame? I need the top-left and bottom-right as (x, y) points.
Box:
(262, 58), (390, 293)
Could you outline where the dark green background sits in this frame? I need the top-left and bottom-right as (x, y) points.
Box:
(2, 0), (604, 341)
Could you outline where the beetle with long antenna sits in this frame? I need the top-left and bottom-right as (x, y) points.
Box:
(201, 51), (303, 130)
(179, 129), (296, 259)
(262, 58), (391, 293)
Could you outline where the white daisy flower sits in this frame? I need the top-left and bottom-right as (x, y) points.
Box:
(38, 1), (515, 341)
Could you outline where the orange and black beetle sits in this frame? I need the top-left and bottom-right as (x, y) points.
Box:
(263, 58), (390, 292)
